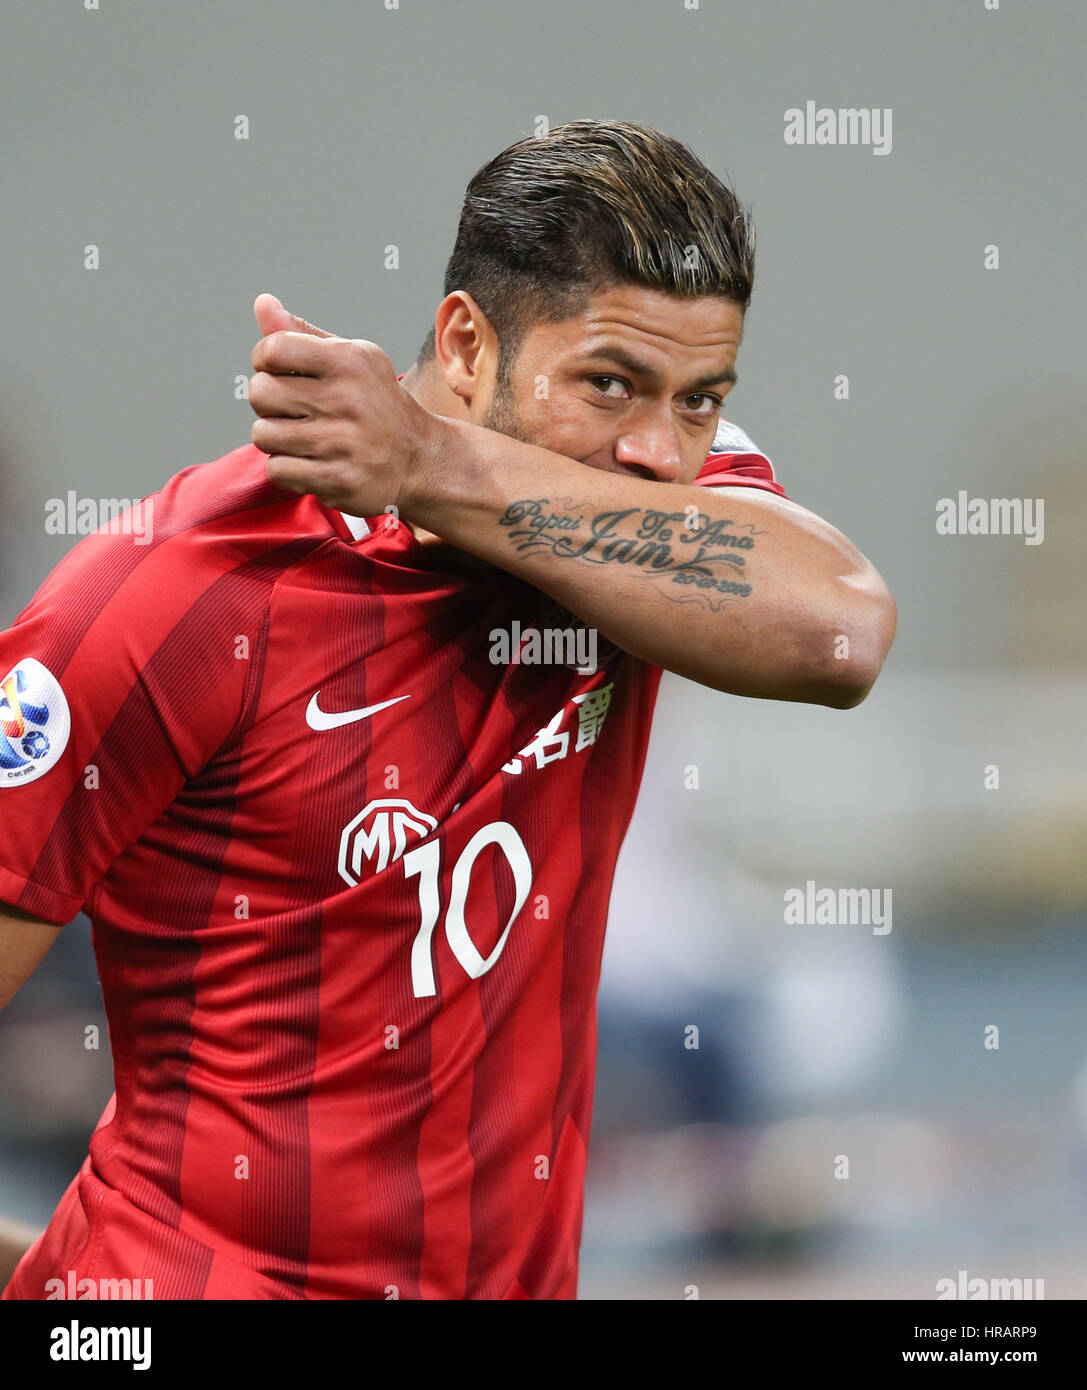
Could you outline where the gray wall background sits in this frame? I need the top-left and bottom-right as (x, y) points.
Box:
(1, 0), (1085, 1298)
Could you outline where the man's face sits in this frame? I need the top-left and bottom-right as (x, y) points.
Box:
(478, 285), (744, 486)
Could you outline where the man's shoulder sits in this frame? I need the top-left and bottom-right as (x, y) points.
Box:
(90, 441), (343, 575)
(694, 418), (787, 499)
(152, 442), (336, 544)
(27, 444), (342, 622)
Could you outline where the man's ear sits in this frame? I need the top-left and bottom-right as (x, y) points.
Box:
(432, 291), (499, 406)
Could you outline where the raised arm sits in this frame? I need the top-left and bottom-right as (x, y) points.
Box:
(250, 327), (896, 708)
(400, 416), (896, 706)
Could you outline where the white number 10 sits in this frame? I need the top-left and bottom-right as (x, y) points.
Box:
(403, 821), (533, 998)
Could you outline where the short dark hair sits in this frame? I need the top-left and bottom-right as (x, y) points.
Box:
(417, 119), (755, 381)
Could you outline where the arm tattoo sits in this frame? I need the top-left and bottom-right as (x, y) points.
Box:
(497, 498), (760, 604)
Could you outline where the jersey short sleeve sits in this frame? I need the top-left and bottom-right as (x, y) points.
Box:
(0, 502), (267, 925)
(694, 418), (790, 500)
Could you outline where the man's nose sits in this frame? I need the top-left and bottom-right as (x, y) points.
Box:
(613, 420), (683, 484)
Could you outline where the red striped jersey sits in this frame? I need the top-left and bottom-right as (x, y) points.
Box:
(1, 425), (785, 1301)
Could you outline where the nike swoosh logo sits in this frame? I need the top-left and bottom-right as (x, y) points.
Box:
(305, 691), (411, 731)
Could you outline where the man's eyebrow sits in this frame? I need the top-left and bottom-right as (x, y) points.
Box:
(574, 344), (738, 391)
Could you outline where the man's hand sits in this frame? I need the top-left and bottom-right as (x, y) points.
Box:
(249, 294), (439, 518)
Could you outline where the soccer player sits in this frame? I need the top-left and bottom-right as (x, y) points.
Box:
(0, 121), (895, 1299)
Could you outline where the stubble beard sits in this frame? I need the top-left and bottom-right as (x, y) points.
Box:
(480, 368), (534, 445)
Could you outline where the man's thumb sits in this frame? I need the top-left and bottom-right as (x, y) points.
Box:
(253, 293), (335, 339)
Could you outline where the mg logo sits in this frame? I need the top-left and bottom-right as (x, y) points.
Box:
(338, 798), (439, 884)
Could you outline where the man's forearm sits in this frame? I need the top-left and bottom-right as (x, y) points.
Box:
(406, 416), (897, 705)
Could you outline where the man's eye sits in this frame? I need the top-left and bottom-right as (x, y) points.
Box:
(589, 376), (629, 399)
(685, 393), (722, 417)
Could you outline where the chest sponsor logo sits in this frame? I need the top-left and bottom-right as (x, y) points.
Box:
(338, 797), (438, 882)
(502, 681), (614, 775)
(0, 658), (72, 786)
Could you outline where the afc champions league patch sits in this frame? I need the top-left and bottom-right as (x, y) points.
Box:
(0, 657), (72, 786)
